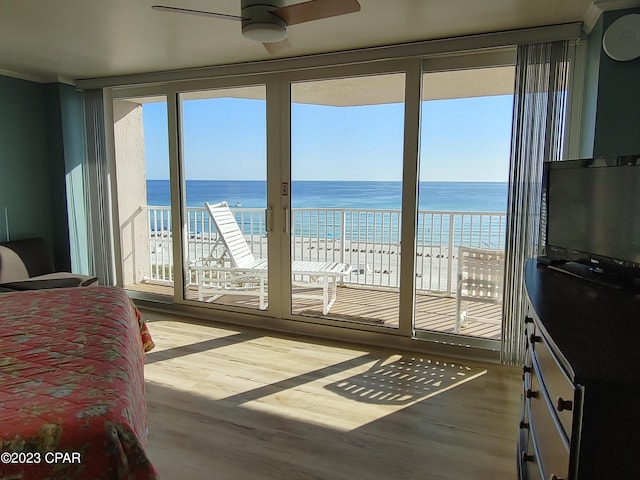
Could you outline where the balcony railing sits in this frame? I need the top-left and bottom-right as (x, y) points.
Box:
(145, 206), (506, 296)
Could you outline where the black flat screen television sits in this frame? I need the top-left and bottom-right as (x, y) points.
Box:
(541, 155), (640, 282)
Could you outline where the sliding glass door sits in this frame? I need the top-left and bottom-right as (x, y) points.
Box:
(179, 86), (269, 311)
(289, 73), (405, 327)
(414, 64), (514, 342)
(112, 95), (172, 297)
(108, 48), (524, 353)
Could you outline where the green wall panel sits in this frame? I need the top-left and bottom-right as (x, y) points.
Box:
(0, 75), (54, 245)
(44, 82), (72, 270)
(58, 83), (91, 274)
(593, 8), (640, 157)
(0, 76), (87, 273)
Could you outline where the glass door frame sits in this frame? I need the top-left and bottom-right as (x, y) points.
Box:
(279, 59), (421, 336)
(413, 48), (517, 351)
(108, 49), (519, 352)
(109, 85), (173, 298)
(111, 75), (289, 318)
(173, 75), (288, 316)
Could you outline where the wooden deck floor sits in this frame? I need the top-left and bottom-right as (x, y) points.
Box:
(128, 282), (502, 340)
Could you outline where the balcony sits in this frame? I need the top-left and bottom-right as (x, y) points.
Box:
(125, 206), (506, 340)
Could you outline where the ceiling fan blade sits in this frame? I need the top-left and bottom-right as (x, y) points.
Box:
(151, 5), (242, 21)
(263, 38), (291, 55)
(271, 0), (361, 26)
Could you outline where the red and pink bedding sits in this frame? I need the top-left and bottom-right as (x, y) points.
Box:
(0, 286), (158, 479)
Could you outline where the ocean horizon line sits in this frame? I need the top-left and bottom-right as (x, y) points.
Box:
(147, 179), (508, 184)
(147, 178), (508, 212)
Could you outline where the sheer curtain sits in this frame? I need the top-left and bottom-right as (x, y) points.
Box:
(83, 89), (117, 286)
(501, 41), (570, 365)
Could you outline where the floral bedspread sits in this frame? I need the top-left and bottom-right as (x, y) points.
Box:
(0, 286), (158, 479)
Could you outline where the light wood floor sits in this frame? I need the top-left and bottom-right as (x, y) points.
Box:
(142, 310), (521, 480)
(130, 282), (503, 340)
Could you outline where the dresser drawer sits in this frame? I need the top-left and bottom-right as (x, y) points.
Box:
(519, 395), (543, 480)
(524, 311), (536, 341)
(528, 361), (569, 480)
(524, 457), (543, 480)
(531, 333), (575, 438)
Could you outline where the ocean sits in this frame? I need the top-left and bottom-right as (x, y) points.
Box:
(147, 180), (508, 212)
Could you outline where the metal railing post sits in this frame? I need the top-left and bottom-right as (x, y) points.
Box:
(446, 213), (455, 296)
(142, 206), (506, 296)
(339, 209), (347, 286)
(338, 209), (345, 266)
(146, 207), (153, 280)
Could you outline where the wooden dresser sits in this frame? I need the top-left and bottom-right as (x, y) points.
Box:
(518, 260), (640, 480)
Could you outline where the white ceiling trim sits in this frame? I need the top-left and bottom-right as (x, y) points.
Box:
(77, 22), (583, 90)
(0, 69), (47, 84)
(584, 0), (640, 32)
(0, 69), (79, 86)
(595, 0), (640, 10)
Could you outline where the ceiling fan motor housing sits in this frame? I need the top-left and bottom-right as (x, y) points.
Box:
(241, 1), (287, 42)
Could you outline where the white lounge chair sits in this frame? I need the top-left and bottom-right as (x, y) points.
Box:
(455, 246), (505, 333)
(189, 201), (351, 314)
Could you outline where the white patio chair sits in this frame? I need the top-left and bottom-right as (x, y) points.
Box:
(455, 246), (505, 333)
(189, 201), (351, 314)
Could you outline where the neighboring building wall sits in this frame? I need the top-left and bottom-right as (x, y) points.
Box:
(0, 75), (55, 247)
(113, 100), (150, 286)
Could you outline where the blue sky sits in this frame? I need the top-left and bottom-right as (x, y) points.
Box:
(143, 94), (513, 182)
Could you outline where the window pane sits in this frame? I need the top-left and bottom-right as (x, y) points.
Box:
(113, 96), (172, 297)
(180, 86), (268, 310)
(415, 66), (514, 340)
(290, 74), (405, 327)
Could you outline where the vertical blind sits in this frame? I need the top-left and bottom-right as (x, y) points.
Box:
(501, 40), (570, 365)
(83, 89), (116, 286)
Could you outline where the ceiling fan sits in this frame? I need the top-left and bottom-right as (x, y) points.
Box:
(152, 0), (361, 54)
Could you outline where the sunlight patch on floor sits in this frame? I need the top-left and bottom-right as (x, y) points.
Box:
(239, 355), (487, 432)
(143, 317), (488, 431)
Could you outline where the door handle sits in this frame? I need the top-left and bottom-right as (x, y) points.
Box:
(265, 207), (273, 233)
(283, 207), (290, 234)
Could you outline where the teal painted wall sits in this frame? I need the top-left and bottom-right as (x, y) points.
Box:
(0, 75), (54, 247)
(578, 15), (603, 157)
(0, 76), (87, 272)
(43, 83), (90, 272)
(581, 8), (640, 157)
(57, 84), (91, 274)
(44, 83), (72, 270)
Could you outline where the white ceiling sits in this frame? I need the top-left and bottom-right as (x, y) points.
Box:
(0, 0), (635, 82)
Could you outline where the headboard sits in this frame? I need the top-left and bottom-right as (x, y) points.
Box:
(0, 237), (55, 283)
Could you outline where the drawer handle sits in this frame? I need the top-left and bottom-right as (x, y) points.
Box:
(521, 451), (535, 463)
(529, 333), (541, 344)
(519, 420), (529, 430)
(556, 397), (573, 412)
(524, 316), (533, 324)
(522, 365), (531, 375)
(526, 389), (538, 399)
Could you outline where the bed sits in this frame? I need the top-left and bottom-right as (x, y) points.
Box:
(0, 286), (158, 479)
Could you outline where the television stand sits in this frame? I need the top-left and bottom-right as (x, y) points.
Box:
(536, 256), (566, 267)
(544, 261), (636, 291)
(519, 260), (640, 479)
